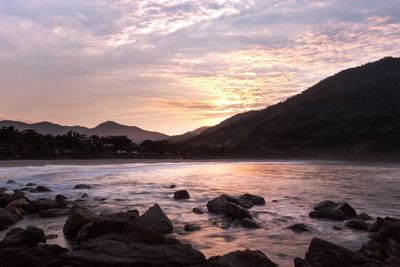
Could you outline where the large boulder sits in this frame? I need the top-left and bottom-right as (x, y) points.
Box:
(0, 226), (46, 248)
(137, 204), (173, 234)
(345, 219), (371, 231)
(0, 244), (68, 267)
(27, 198), (66, 213)
(63, 207), (100, 238)
(209, 249), (277, 267)
(0, 208), (21, 226)
(51, 234), (206, 267)
(207, 194), (252, 214)
(309, 200), (357, 221)
(239, 194), (266, 206)
(224, 202), (252, 220)
(295, 238), (379, 267)
(6, 198), (30, 211)
(174, 190), (190, 200)
(73, 184), (92, 189)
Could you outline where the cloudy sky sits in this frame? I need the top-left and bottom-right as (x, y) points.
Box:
(0, 0), (399, 134)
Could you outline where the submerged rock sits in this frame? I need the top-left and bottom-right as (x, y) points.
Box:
(137, 203), (173, 234)
(184, 223), (201, 232)
(209, 249), (278, 267)
(207, 194), (252, 215)
(288, 223), (310, 233)
(0, 226), (46, 248)
(345, 219), (371, 231)
(6, 180), (16, 185)
(30, 186), (52, 193)
(174, 190), (190, 200)
(39, 208), (70, 218)
(209, 217), (232, 229)
(73, 184), (92, 189)
(192, 207), (204, 214)
(240, 218), (261, 228)
(55, 194), (68, 203)
(239, 193), (266, 206)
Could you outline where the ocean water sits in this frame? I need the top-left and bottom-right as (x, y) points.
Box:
(0, 161), (399, 267)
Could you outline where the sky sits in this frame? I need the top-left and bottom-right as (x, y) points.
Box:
(0, 0), (399, 135)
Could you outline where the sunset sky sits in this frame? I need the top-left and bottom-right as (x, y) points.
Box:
(0, 1), (399, 135)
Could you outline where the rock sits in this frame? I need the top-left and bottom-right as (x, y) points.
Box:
(288, 223), (310, 233)
(63, 207), (100, 238)
(0, 226), (46, 247)
(0, 187), (7, 194)
(13, 189), (25, 198)
(224, 202), (252, 219)
(0, 193), (19, 207)
(174, 190), (190, 200)
(0, 244), (68, 267)
(336, 202), (357, 218)
(192, 207), (204, 214)
(27, 198), (66, 213)
(81, 193), (89, 198)
(357, 213), (373, 221)
(209, 217), (232, 229)
(30, 185), (52, 193)
(209, 249), (278, 267)
(298, 238), (379, 267)
(184, 224), (201, 232)
(45, 234), (58, 240)
(309, 209), (346, 221)
(239, 193), (266, 206)
(6, 198), (30, 211)
(39, 208), (70, 218)
(0, 208), (20, 226)
(313, 200), (337, 211)
(26, 183), (36, 186)
(73, 184), (92, 189)
(207, 194), (252, 214)
(94, 197), (107, 201)
(51, 234), (206, 267)
(294, 257), (312, 267)
(137, 204), (173, 234)
(6, 180), (16, 184)
(55, 194), (68, 203)
(345, 219), (371, 231)
(240, 218), (261, 228)
(369, 217), (400, 242)
(169, 184), (177, 189)
(311, 200), (357, 221)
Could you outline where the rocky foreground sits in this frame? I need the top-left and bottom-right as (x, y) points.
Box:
(0, 180), (399, 267)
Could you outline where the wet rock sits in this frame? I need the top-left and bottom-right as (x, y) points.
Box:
(30, 185), (52, 193)
(94, 197), (107, 201)
(239, 193), (266, 206)
(27, 198), (66, 213)
(63, 207), (100, 238)
(207, 194), (252, 214)
(309, 209), (346, 221)
(0, 193), (19, 207)
(336, 202), (357, 218)
(0, 244), (68, 267)
(0, 226), (46, 248)
(100, 210), (139, 223)
(6, 198), (30, 211)
(224, 202), (252, 220)
(209, 249), (278, 267)
(184, 224), (201, 232)
(137, 203), (173, 234)
(6, 180), (16, 185)
(0, 187), (7, 194)
(240, 218), (261, 228)
(13, 189), (25, 198)
(55, 194), (68, 203)
(294, 257), (312, 267)
(169, 184), (177, 189)
(45, 234), (58, 240)
(345, 219), (371, 231)
(332, 225), (344, 230)
(313, 200), (337, 211)
(81, 193), (89, 198)
(288, 223), (310, 233)
(26, 183), (36, 187)
(209, 217), (232, 229)
(310, 200), (357, 221)
(296, 238), (379, 267)
(39, 208), (70, 218)
(357, 212), (373, 221)
(73, 184), (92, 189)
(0, 208), (20, 226)
(174, 189), (190, 200)
(192, 207), (204, 214)
(51, 234), (206, 267)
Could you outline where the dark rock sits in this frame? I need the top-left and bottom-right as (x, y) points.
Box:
(51, 234), (206, 267)
(309, 209), (346, 221)
(45, 234), (58, 240)
(39, 208), (70, 218)
(26, 183), (36, 187)
(81, 193), (89, 198)
(63, 207), (100, 238)
(240, 218), (261, 228)
(13, 189), (25, 198)
(311, 200), (357, 221)
(239, 193), (266, 205)
(30, 186), (52, 193)
(94, 197), (107, 201)
(0, 193), (19, 207)
(0, 244), (68, 267)
(137, 203), (173, 234)
(0, 208), (20, 226)
(6, 198), (30, 211)
(0, 187), (7, 194)
(288, 223), (310, 233)
(336, 202), (357, 218)
(73, 184), (92, 189)
(332, 225), (344, 230)
(192, 207), (204, 214)
(207, 194), (252, 214)
(345, 219), (371, 231)
(369, 217), (400, 242)
(313, 200), (337, 211)
(169, 184), (177, 189)
(0, 226), (46, 247)
(298, 238), (379, 267)
(174, 190), (190, 200)
(224, 202), (252, 219)
(357, 213), (373, 221)
(209, 249), (277, 267)
(100, 210), (139, 223)
(55, 194), (68, 203)
(27, 198), (66, 213)
(184, 224), (201, 232)
(6, 180), (16, 185)
(209, 217), (232, 229)
(272, 200), (278, 202)
(294, 257), (312, 267)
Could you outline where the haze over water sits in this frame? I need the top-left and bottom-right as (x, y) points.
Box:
(0, 161), (399, 267)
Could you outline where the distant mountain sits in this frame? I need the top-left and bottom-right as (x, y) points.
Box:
(189, 57), (400, 158)
(0, 120), (169, 144)
(168, 126), (210, 143)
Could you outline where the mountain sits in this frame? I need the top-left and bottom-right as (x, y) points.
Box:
(168, 126), (210, 143)
(189, 57), (400, 158)
(0, 120), (169, 144)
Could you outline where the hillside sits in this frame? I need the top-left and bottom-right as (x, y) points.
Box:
(0, 120), (169, 144)
(168, 126), (210, 143)
(189, 57), (400, 158)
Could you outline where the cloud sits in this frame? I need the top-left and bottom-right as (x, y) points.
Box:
(0, 0), (399, 134)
